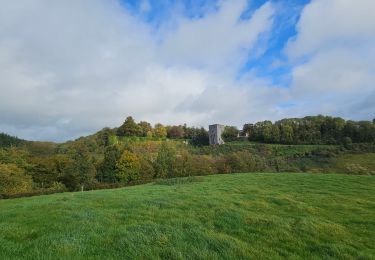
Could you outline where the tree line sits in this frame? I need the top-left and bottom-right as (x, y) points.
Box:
(243, 115), (375, 145)
(0, 138), (270, 198)
(104, 116), (209, 146)
(0, 133), (25, 147)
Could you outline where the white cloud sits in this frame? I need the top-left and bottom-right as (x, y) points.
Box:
(285, 0), (375, 119)
(292, 48), (375, 94)
(161, 0), (274, 71)
(139, 0), (151, 14)
(0, 0), (276, 141)
(287, 0), (375, 58)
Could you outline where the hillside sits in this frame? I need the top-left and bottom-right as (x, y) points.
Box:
(0, 173), (374, 259)
(0, 133), (25, 147)
(1, 115), (374, 199)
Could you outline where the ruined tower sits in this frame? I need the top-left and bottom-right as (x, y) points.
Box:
(209, 124), (225, 145)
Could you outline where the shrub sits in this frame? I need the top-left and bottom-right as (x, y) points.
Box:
(345, 164), (370, 175)
(222, 126), (239, 142)
(47, 181), (67, 192)
(185, 155), (215, 176)
(189, 128), (209, 146)
(343, 137), (353, 149)
(215, 156), (231, 174)
(116, 150), (141, 183)
(139, 157), (155, 180)
(0, 163), (33, 196)
(154, 142), (176, 178)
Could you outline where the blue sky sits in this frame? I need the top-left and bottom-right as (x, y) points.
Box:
(0, 0), (374, 141)
(122, 0), (310, 86)
(240, 0), (310, 85)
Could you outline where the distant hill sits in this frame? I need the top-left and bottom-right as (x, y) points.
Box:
(0, 133), (25, 147)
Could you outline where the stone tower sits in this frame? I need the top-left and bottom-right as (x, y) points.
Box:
(209, 124), (225, 145)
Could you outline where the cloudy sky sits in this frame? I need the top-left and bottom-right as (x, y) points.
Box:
(0, 0), (374, 141)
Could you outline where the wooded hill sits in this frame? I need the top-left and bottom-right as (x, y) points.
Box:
(1, 115), (374, 198)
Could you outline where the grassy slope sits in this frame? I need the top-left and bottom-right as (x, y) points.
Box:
(0, 173), (374, 259)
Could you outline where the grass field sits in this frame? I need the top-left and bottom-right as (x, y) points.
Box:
(0, 173), (374, 259)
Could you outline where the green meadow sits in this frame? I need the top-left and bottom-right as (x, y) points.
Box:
(1, 173), (374, 259)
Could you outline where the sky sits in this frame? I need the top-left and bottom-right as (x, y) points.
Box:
(0, 0), (374, 142)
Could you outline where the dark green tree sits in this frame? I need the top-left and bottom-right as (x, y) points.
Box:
(270, 125), (281, 143)
(167, 126), (184, 139)
(243, 124), (254, 137)
(117, 116), (142, 137)
(358, 121), (375, 142)
(62, 144), (96, 191)
(280, 124), (294, 144)
(29, 157), (58, 189)
(258, 121), (273, 143)
(190, 128), (209, 146)
(343, 121), (359, 142)
(138, 121), (152, 137)
(321, 117), (345, 144)
(98, 127), (112, 146)
(183, 125), (194, 139)
(0, 133), (25, 148)
(222, 126), (239, 142)
(98, 145), (121, 183)
(342, 136), (353, 149)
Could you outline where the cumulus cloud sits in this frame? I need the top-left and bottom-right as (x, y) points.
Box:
(285, 0), (375, 119)
(161, 1), (274, 70)
(287, 0), (375, 58)
(139, 0), (151, 14)
(0, 0), (276, 141)
(1, 0), (374, 142)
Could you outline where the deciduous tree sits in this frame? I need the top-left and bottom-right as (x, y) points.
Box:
(153, 123), (167, 138)
(154, 142), (176, 178)
(167, 126), (184, 139)
(116, 150), (141, 183)
(138, 121), (153, 137)
(190, 127), (209, 146)
(117, 116), (142, 137)
(222, 126), (239, 142)
(0, 163), (33, 195)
